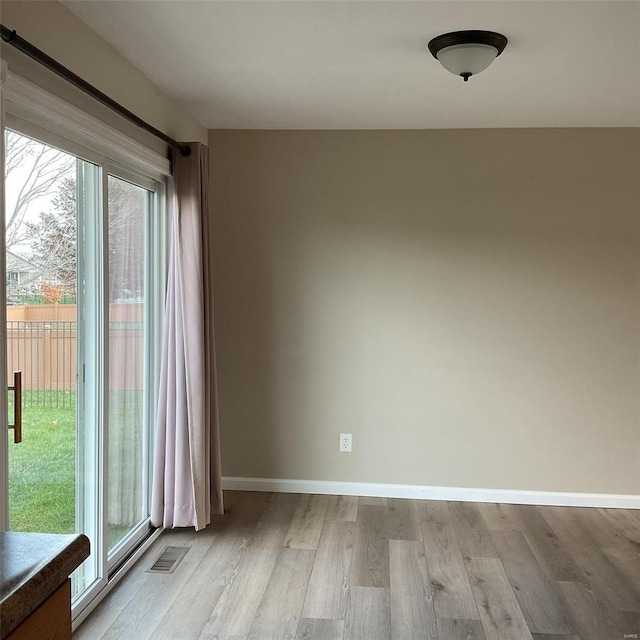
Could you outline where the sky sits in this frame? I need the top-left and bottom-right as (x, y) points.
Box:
(4, 129), (75, 257)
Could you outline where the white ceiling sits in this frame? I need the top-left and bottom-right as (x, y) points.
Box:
(63, 1), (640, 130)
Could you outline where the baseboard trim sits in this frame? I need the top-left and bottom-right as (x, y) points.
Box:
(222, 476), (640, 509)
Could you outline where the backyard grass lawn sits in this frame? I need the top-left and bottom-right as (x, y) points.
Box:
(8, 391), (144, 548)
(8, 397), (76, 534)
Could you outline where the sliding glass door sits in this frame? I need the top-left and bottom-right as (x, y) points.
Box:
(3, 128), (164, 605)
(106, 171), (159, 568)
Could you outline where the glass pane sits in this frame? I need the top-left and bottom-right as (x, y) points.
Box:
(5, 130), (77, 533)
(107, 175), (149, 553)
(4, 130), (99, 596)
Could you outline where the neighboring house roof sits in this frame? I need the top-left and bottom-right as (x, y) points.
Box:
(6, 251), (38, 273)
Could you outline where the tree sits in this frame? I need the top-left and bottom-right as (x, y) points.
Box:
(5, 130), (74, 252)
(26, 176), (77, 296)
(26, 174), (147, 302)
(107, 176), (146, 303)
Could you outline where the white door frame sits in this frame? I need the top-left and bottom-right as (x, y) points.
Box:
(0, 60), (9, 531)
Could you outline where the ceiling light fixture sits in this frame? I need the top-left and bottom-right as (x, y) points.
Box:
(428, 30), (508, 82)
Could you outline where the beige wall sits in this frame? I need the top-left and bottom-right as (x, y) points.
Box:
(210, 128), (640, 496)
(0, 1), (206, 150)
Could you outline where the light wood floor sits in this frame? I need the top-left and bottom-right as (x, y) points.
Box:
(75, 491), (640, 640)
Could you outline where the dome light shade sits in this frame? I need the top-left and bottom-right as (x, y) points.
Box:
(428, 30), (508, 82)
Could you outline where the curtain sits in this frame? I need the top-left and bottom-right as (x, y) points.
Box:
(151, 142), (222, 530)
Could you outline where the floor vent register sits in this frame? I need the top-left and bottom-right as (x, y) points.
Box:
(146, 545), (190, 574)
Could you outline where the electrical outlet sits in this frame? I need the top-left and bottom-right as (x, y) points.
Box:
(340, 433), (352, 453)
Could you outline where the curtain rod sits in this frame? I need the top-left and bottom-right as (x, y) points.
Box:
(1, 24), (192, 157)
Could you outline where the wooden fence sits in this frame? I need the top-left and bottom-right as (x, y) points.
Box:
(6, 304), (144, 406)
